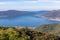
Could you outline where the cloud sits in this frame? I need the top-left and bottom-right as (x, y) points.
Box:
(0, 0), (60, 11)
(0, 2), (18, 5)
(0, 1), (37, 5)
(0, 0), (37, 2)
(0, 2), (6, 5)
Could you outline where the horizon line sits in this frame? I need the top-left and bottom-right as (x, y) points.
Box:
(0, 9), (60, 11)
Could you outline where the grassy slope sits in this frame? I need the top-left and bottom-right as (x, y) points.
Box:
(35, 24), (60, 36)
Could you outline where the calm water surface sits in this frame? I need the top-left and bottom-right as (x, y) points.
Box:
(0, 13), (59, 27)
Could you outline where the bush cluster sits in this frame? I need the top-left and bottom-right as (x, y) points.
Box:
(0, 26), (60, 40)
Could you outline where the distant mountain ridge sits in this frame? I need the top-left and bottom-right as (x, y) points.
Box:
(0, 10), (48, 18)
(0, 10), (33, 18)
(42, 10), (60, 21)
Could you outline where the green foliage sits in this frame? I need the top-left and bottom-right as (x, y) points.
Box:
(0, 27), (59, 40)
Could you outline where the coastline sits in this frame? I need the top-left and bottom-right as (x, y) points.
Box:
(41, 16), (60, 21)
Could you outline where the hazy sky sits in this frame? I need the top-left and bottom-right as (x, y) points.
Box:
(0, 0), (60, 11)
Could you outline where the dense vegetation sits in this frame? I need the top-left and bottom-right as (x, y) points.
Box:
(0, 26), (60, 40)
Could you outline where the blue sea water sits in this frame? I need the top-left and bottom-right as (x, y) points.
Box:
(0, 12), (59, 27)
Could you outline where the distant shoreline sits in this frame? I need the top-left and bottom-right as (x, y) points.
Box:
(41, 16), (60, 21)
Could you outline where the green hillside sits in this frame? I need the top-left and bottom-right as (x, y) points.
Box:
(35, 24), (60, 36)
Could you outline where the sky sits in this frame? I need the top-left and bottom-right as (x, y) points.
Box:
(0, 0), (60, 11)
